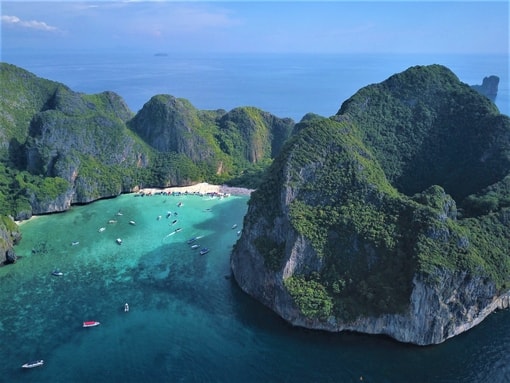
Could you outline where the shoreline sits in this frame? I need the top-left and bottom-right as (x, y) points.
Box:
(137, 182), (255, 197)
(14, 183), (253, 226)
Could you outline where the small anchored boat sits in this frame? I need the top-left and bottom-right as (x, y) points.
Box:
(116, 238), (122, 245)
(98, 227), (106, 232)
(22, 360), (44, 369)
(191, 244), (199, 250)
(124, 303), (129, 312)
(199, 247), (210, 256)
(83, 321), (100, 328)
(51, 269), (63, 276)
(129, 220), (136, 225)
(71, 241), (80, 246)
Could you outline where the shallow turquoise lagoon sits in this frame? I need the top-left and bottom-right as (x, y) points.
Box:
(1, 193), (509, 382)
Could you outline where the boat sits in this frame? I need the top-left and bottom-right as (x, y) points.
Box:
(171, 219), (178, 225)
(116, 238), (122, 245)
(124, 303), (129, 312)
(187, 237), (197, 244)
(129, 220), (136, 225)
(51, 269), (63, 276)
(83, 321), (100, 327)
(232, 224), (238, 229)
(174, 228), (182, 233)
(71, 241), (79, 246)
(98, 227), (106, 232)
(199, 247), (210, 255)
(191, 244), (199, 250)
(108, 219), (117, 224)
(22, 360), (44, 369)
(177, 202), (183, 207)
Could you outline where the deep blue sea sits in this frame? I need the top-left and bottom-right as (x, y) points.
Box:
(1, 51), (509, 382)
(1, 50), (508, 120)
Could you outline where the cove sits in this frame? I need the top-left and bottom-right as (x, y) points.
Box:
(1, 193), (509, 382)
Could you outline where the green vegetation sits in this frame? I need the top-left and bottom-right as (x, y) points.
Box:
(284, 275), (333, 319)
(0, 63), (292, 223)
(245, 65), (510, 321)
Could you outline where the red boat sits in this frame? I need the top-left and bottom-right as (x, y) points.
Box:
(83, 321), (100, 328)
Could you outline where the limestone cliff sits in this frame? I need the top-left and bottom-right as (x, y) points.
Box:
(231, 65), (510, 345)
(471, 75), (499, 102)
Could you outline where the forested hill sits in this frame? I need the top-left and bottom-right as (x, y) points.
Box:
(0, 62), (293, 216)
(0, 62), (294, 263)
(231, 64), (510, 345)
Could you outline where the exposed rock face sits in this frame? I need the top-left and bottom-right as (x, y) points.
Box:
(128, 96), (294, 170)
(0, 217), (21, 265)
(232, 65), (510, 345)
(128, 95), (216, 161)
(471, 75), (499, 102)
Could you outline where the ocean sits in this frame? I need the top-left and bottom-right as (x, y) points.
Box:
(1, 51), (508, 120)
(1, 51), (509, 382)
(1, 193), (509, 383)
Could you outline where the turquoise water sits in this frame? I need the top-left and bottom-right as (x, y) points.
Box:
(1, 193), (509, 382)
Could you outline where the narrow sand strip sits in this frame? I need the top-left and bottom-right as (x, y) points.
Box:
(138, 182), (254, 197)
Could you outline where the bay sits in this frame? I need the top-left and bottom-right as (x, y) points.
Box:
(1, 193), (509, 382)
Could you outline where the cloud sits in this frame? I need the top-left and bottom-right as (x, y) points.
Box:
(1, 15), (59, 32)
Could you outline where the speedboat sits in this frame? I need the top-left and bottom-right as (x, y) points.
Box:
(51, 269), (63, 276)
(124, 303), (129, 312)
(71, 241), (79, 246)
(129, 220), (136, 225)
(232, 224), (238, 229)
(22, 360), (44, 369)
(187, 237), (197, 244)
(83, 321), (100, 327)
(116, 238), (122, 245)
(191, 244), (199, 249)
(199, 247), (210, 255)
(98, 227), (106, 232)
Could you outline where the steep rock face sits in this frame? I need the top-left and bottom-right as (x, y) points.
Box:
(471, 75), (499, 102)
(128, 95), (216, 161)
(128, 96), (294, 175)
(232, 65), (510, 345)
(22, 87), (151, 210)
(217, 107), (294, 163)
(0, 216), (21, 265)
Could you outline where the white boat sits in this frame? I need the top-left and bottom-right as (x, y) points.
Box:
(51, 269), (63, 276)
(191, 244), (199, 250)
(199, 247), (210, 255)
(98, 227), (106, 232)
(116, 238), (122, 245)
(22, 360), (44, 369)
(83, 321), (100, 328)
(129, 220), (136, 225)
(232, 224), (238, 229)
(71, 241), (79, 246)
(124, 303), (129, 312)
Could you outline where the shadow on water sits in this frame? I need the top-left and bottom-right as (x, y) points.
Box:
(4, 193), (510, 383)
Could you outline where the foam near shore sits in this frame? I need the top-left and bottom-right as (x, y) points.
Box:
(138, 182), (254, 197)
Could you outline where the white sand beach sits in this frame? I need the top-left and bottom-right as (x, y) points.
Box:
(138, 182), (254, 197)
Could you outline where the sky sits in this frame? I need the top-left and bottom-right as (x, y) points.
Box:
(1, 1), (509, 55)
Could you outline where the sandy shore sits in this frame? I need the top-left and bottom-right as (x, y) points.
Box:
(138, 182), (254, 197)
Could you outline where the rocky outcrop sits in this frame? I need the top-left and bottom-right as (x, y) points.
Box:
(0, 216), (21, 265)
(471, 75), (499, 102)
(231, 65), (510, 345)
(128, 97), (294, 172)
